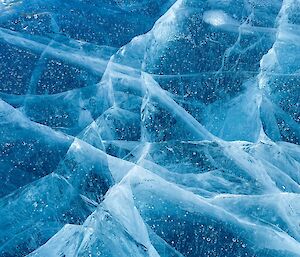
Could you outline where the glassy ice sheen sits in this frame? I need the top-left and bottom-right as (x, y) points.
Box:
(0, 0), (300, 256)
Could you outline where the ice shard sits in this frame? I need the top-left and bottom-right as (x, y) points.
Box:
(0, 0), (300, 256)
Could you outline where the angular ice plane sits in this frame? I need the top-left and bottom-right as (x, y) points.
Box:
(0, 0), (300, 256)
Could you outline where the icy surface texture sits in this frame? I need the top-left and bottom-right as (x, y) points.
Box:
(0, 0), (300, 256)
